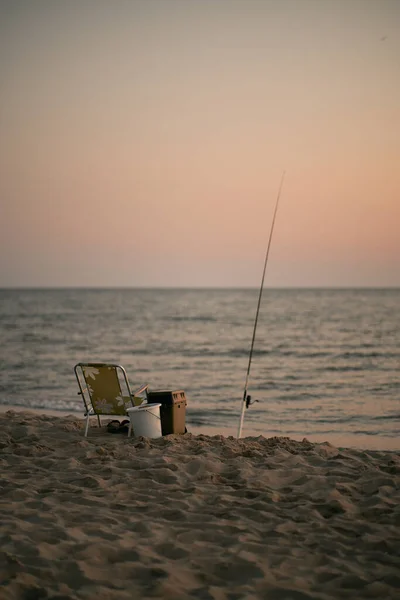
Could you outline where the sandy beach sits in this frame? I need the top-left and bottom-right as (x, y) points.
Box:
(1, 410), (399, 600)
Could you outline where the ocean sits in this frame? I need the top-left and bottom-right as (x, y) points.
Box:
(0, 288), (399, 450)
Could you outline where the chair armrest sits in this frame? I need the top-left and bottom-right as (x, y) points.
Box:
(132, 383), (149, 397)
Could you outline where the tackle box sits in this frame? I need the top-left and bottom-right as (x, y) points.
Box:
(147, 390), (187, 435)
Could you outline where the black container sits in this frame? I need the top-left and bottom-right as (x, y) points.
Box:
(147, 390), (187, 435)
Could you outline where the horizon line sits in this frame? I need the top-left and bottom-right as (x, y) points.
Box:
(1, 285), (399, 291)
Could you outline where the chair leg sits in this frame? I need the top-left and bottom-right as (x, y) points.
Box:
(128, 422), (132, 437)
(84, 414), (90, 437)
(97, 414), (101, 428)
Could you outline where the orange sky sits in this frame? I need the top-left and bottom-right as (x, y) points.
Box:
(1, 0), (399, 287)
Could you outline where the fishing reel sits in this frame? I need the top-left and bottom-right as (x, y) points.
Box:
(245, 394), (259, 409)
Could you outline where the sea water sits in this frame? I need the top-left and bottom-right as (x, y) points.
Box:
(0, 288), (399, 450)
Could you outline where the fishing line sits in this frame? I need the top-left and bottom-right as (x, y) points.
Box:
(237, 171), (286, 439)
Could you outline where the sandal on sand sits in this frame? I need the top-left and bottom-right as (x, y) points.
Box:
(107, 420), (121, 433)
(119, 420), (130, 434)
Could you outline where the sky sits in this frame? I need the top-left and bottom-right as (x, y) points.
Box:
(0, 0), (399, 287)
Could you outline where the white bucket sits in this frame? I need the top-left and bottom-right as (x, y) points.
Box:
(126, 403), (162, 439)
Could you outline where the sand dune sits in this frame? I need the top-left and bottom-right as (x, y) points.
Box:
(0, 410), (399, 599)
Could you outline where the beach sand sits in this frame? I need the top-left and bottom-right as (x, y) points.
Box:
(0, 410), (399, 599)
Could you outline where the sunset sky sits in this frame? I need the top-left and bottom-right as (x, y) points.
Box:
(1, 0), (399, 287)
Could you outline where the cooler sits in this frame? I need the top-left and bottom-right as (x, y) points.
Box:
(147, 390), (187, 435)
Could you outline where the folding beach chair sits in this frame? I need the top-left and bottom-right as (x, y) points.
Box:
(74, 363), (149, 437)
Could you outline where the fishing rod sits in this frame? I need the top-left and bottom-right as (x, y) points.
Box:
(237, 171), (286, 439)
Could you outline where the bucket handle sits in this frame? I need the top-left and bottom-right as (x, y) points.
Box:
(142, 409), (161, 421)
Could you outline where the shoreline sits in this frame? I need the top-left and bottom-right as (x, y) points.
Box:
(0, 403), (399, 451)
